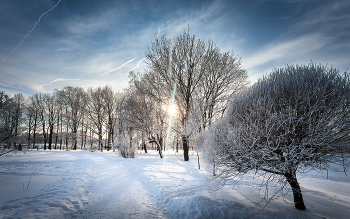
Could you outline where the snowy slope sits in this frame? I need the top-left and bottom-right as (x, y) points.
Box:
(0, 150), (349, 219)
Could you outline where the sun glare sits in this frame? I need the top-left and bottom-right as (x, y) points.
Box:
(168, 105), (176, 115)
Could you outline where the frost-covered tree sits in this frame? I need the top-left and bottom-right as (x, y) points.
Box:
(56, 87), (87, 150)
(198, 63), (350, 210)
(117, 133), (137, 158)
(26, 95), (38, 149)
(0, 92), (28, 154)
(123, 81), (152, 152)
(0, 91), (14, 151)
(31, 93), (49, 150)
(143, 29), (248, 161)
(42, 94), (60, 150)
(101, 85), (116, 151)
(86, 87), (107, 151)
(197, 43), (248, 129)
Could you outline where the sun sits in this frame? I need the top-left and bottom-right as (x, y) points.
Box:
(168, 104), (177, 115)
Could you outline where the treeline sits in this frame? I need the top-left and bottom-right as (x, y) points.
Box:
(0, 30), (249, 159)
(1, 86), (119, 152)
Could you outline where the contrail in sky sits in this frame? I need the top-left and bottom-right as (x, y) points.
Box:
(104, 58), (135, 75)
(1, 0), (62, 66)
(130, 58), (145, 72)
(39, 78), (80, 89)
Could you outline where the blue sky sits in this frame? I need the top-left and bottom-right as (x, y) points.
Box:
(0, 0), (349, 96)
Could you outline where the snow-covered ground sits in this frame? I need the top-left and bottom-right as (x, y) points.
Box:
(0, 150), (349, 219)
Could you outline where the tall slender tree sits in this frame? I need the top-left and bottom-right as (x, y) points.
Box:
(86, 87), (107, 151)
(56, 87), (86, 150)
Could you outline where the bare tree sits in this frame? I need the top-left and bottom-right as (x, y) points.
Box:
(56, 87), (86, 150)
(116, 87), (140, 157)
(54, 94), (64, 150)
(147, 31), (207, 161)
(123, 85), (148, 152)
(197, 63), (350, 210)
(0, 91), (16, 155)
(32, 93), (48, 150)
(130, 71), (177, 154)
(197, 43), (248, 128)
(0, 92), (27, 154)
(25, 96), (38, 149)
(0, 91), (13, 145)
(42, 94), (59, 150)
(86, 87), (107, 151)
(28, 94), (41, 149)
(144, 29), (248, 161)
(11, 93), (26, 148)
(101, 85), (116, 151)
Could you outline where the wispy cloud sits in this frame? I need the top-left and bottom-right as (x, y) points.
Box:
(292, 0), (350, 34)
(103, 58), (135, 75)
(241, 0), (350, 84)
(64, 3), (125, 37)
(4, 0), (347, 97)
(243, 34), (327, 69)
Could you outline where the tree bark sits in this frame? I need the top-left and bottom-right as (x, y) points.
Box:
(142, 132), (147, 153)
(33, 112), (37, 149)
(149, 139), (163, 158)
(48, 125), (53, 150)
(27, 113), (32, 148)
(42, 119), (46, 150)
(143, 143), (147, 153)
(284, 171), (306, 210)
(176, 139), (178, 152)
(182, 135), (189, 161)
(73, 126), (77, 150)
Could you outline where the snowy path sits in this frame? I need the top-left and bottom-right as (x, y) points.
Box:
(83, 153), (167, 218)
(1, 150), (350, 218)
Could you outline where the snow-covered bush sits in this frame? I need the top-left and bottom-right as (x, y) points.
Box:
(197, 63), (350, 210)
(117, 135), (136, 158)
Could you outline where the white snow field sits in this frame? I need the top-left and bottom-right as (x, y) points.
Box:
(0, 150), (349, 219)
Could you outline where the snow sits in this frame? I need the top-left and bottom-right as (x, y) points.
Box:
(1, 150), (349, 219)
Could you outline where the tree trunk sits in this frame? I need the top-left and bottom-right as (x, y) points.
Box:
(43, 121), (46, 150)
(84, 125), (87, 149)
(143, 143), (147, 153)
(107, 119), (112, 151)
(160, 136), (163, 151)
(284, 171), (306, 210)
(142, 132), (147, 153)
(66, 114), (69, 150)
(48, 125), (53, 150)
(33, 112), (37, 149)
(197, 151), (200, 169)
(98, 131), (103, 151)
(89, 125), (93, 151)
(176, 139), (178, 152)
(81, 121), (84, 150)
(55, 134), (58, 150)
(55, 113), (59, 150)
(149, 139), (163, 158)
(107, 131), (110, 151)
(44, 133), (47, 150)
(28, 114), (32, 148)
(73, 127), (77, 150)
(182, 135), (189, 161)
(60, 114), (62, 150)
